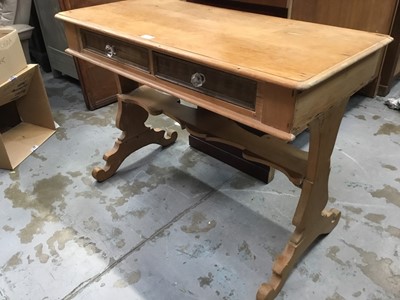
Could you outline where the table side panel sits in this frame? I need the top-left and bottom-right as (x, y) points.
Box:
(63, 22), (83, 53)
(258, 82), (296, 133)
(293, 49), (385, 133)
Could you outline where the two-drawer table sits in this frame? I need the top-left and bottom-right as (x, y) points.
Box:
(55, 1), (391, 298)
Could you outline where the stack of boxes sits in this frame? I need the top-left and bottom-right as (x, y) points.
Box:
(0, 27), (56, 170)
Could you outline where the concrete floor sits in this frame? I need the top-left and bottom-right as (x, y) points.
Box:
(0, 70), (399, 300)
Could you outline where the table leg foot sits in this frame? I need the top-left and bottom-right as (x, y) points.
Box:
(92, 129), (177, 182)
(256, 208), (340, 300)
(92, 98), (178, 182)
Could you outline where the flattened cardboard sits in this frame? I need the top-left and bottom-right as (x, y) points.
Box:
(0, 64), (56, 170)
(0, 63), (35, 107)
(0, 27), (27, 84)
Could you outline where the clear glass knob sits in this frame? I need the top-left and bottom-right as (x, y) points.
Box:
(105, 44), (116, 58)
(190, 72), (206, 88)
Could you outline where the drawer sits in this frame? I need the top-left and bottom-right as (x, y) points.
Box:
(81, 29), (149, 71)
(154, 52), (257, 109)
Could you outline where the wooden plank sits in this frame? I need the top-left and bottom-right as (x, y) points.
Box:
(188, 135), (273, 184)
(187, 0), (288, 17)
(59, 0), (120, 10)
(290, 0), (397, 33)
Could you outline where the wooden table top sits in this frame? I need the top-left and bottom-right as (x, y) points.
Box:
(56, 0), (391, 89)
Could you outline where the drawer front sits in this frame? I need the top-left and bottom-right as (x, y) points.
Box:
(81, 30), (149, 71)
(154, 52), (257, 109)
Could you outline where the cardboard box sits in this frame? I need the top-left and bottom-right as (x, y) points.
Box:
(0, 64), (57, 170)
(0, 27), (27, 84)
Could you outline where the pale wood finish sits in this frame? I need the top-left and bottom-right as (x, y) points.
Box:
(55, 1), (391, 298)
(293, 50), (384, 133)
(191, 0), (400, 96)
(56, 1), (389, 89)
(56, 0), (390, 138)
(290, 0), (399, 96)
(91, 94), (177, 182)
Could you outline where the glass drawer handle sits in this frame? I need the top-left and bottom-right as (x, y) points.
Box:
(191, 72), (206, 88)
(105, 44), (116, 58)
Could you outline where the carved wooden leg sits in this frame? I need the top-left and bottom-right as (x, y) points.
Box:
(257, 99), (349, 300)
(92, 96), (177, 182)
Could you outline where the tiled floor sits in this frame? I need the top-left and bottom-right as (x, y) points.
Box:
(0, 70), (399, 300)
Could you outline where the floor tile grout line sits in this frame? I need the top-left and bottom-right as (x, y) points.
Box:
(61, 175), (235, 300)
